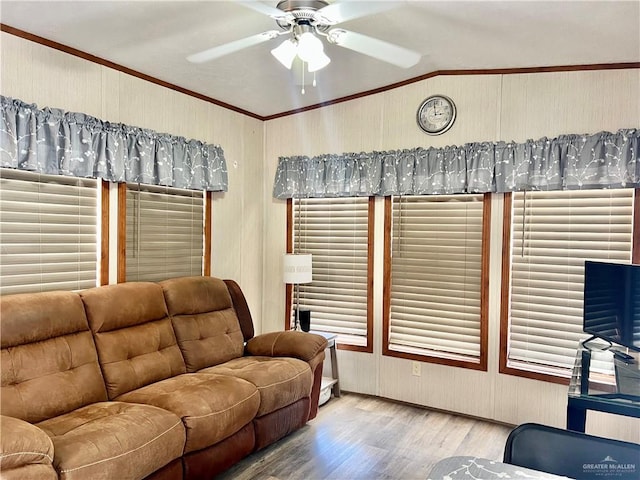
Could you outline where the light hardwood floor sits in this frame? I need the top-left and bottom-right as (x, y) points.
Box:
(217, 393), (514, 480)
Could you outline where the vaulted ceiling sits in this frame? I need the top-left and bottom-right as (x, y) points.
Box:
(1, 1), (639, 119)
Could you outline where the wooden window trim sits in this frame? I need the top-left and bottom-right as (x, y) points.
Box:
(117, 184), (211, 283)
(497, 192), (568, 384)
(361, 196), (375, 354)
(100, 180), (109, 285)
(285, 198), (293, 329)
(499, 192), (570, 385)
(204, 191), (212, 276)
(285, 197), (374, 353)
(499, 189), (639, 385)
(117, 183), (127, 283)
(634, 189), (640, 263)
(382, 194), (490, 371)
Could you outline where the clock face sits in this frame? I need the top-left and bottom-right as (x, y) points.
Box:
(417, 95), (456, 135)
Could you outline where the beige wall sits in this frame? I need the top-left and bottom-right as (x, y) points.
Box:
(264, 69), (640, 442)
(2, 31), (639, 442)
(0, 32), (265, 326)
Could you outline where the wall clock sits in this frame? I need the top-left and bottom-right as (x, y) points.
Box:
(416, 95), (457, 135)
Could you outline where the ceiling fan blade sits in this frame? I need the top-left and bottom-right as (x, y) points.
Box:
(328, 29), (421, 68)
(187, 31), (280, 63)
(316, 1), (399, 24)
(236, 1), (290, 20)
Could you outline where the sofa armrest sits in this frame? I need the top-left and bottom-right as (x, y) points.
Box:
(245, 331), (328, 361)
(0, 415), (57, 480)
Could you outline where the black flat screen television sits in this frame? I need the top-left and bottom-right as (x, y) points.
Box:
(583, 261), (640, 351)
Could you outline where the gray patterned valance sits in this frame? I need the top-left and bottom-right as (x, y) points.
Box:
(272, 129), (639, 198)
(0, 96), (228, 191)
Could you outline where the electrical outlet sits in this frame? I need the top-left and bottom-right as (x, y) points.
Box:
(412, 361), (421, 377)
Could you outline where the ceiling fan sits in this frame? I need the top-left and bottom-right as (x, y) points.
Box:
(187, 0), (421, 72)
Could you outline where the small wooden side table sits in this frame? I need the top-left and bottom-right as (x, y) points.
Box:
(311, 331), (340, 399)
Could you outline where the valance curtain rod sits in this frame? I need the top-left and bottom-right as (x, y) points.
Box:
(273, 128), (639, 199)
(0, 95), (228, 192)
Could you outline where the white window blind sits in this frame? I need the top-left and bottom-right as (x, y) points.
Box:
(126, 184), (204, 282)
(389, 194), (485, 364)
(294, 197), (370, 347)
(0, 169), (98, 295)
(506, 189), (635, 377)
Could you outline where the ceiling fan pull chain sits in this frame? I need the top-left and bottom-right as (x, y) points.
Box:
(301, 61), (306, 94)
(313, 71), (317, 87)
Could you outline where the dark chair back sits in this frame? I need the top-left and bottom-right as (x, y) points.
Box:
(504, 423), (639, 479)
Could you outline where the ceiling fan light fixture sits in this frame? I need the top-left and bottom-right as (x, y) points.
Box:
(296, 31), (324, 62)
(271, 39), (298, 69)
(307, 50), (330, 72)
(188, 0), (423, 80)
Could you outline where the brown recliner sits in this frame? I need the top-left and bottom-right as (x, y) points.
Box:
(160, 277), (327, 454)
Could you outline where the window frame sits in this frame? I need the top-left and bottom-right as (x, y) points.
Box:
(117, 183), (212, 282)
(0, 168), (100, 295)
(499, 189), (640, 385)
(285, 197), (374, 353)
(100, 180), (110, 285)
(382, 194), (491, 371)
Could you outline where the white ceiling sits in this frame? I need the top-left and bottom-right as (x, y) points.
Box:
(1, 1), (639, 119)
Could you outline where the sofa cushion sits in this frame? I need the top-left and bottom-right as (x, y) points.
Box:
(201, 357), (313, 417)
(0, 415), (56, 480)
(36, 402), (185, 480)
(80, 282), (186, 399)
(160, 277), (245, 371)
(81, 282), (169, 332)
(115, 373), (260, 454)
(1, 292), (108, 423)
(0, 291), (87, 348)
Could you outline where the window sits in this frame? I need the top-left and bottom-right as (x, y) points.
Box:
(0, 169), (98, 295)
(123, 183), (205, 282)
(384, 194), (489, 370)
(289, 197), (373, 351)
(500, 189), (637, 383)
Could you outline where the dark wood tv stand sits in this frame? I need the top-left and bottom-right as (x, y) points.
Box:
(567, 341), (640, 432)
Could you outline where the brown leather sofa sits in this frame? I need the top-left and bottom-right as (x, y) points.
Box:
(0, 276), (327, 480)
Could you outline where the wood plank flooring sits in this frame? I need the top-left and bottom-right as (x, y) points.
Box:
(217, 393), (514, 480)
